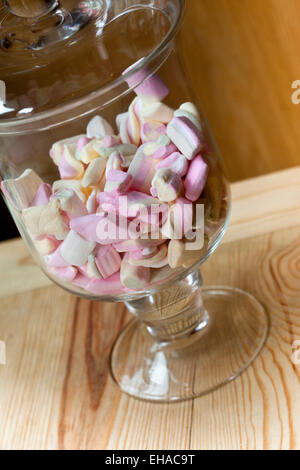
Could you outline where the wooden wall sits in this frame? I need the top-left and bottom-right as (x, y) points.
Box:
(178, 0), (300, 181)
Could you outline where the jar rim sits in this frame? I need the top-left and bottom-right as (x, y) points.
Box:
(0, 0), (185, 134)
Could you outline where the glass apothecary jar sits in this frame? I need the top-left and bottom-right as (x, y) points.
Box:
(0, 0), (268, 402)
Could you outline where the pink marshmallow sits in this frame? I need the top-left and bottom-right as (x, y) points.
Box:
(155, 152), (188, 177)
(47, 245), (69, 268)
(167, 116), (204, 160)
(77, 136), (91, 152)
(50, 266), (77, 282)
(85, 272), (129, 295)
(31, 183), (52, 206)
(102, 135), (119, 148)
(94, 245), (122, 279)
(123, 62), (169, 103)
(141, 122), (166, 143)
(105, 170), (133, 195)
(72, 273), (91, 290)
(184, 155), (209, 202)
(152, 136), (177, 160)
(127, 145), (157, 192)
(58, 155), (79, 179)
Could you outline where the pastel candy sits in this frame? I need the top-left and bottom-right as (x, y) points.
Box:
(105, 152), (127, 176)
(31, 183), (52, 206)
(128, 244), (168, 268)
(50, 266), (77, 282)
(155, 152), (188, 177)
(78, 139), (102, 164)
(52, 189), (88, 217)
(104, 170), (133, 194)
(168, 239), (185, 269)
(116, 113), (131, 144)
(161, 197), (193, 239)
(1, 169), (43, 210)
(72, 273), (91, 290)
(101, 135), (120, 148)
(47, 245), (69, 268)
(141, 121), (166, 143)
(151, 136), (177, 160)
(93, 142), (137, 159)
(60, 230), (96, 266)
(22, 199), (69, 240)
(123, 62), (169, 103)
(120, 255), (151, 290)
(58, 145), (84, 179)
(179, 102), (200, 120)
(70, 213), (128, 244)
(86, 254), (102, 279)
(114, 238), (166, 252)
(127, 145), (157, 192)
(85, 273), (128, 295)
(86, 115), (114, 139)
(167, 116), (203, 160)
(184, 155), (209, 202)
(94, 245), (122, 279)
(152, 168), (183, 203)
(127, 98), (141, 146)
(34, 236), (58, 255)
(52, 179), (85, 202)
(77, 136), (91, 152)
(140, 101), (174, 123)
(81, 157), (106, 188)
(50, 135), (85, 165)
(86, 189), (98, 213)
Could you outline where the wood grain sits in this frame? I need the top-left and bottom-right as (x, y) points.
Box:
(178, 0), (300, 182)
(0, 168), (299, 449)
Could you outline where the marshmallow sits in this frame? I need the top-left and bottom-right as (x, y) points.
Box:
(184, 155), (209, 202)
(60, 230), (96, 266)
(127, 98), (141, 146)
(105, 152), (127, 176)
(52, 179), (85, 202)
(94, 245), (122, 279)
(116, 112), (131, 144)
(1, 169), (44, 210)
(151, 136), (177, 160)
(34, 236), (58, 255)
(81, 157), (106, 188)
(86, 254), (102, 279)
(77, 136), (91, 152)
(47, 244), (69, 268)
(31, 183), (52, 206)
(140, 101), (174, 123)
(167, 116), (203, 160)
(86, 189), (98, 213)
(123, 62), (169, 103)
(155, 152), (188, 177)
(58, 145), (84, 179)
(72, 273), (91, 290)
(52, 189), (88, 218)
(141, 121), (166, 143)
(128, 244), (168, 268)
(114, 238), (166, 252)
(70, 213), (128, 244)
(120, 255), (151, 290)
(50, 266), (77, 282)
(179, 102), (200, 120)
(22, 199), (69, 240)
(104, 170), (133, 194)
(85, 273), (128, 295)
(161, 197), (193, 239)
(127, 145), (157, 192)
(50, 135), (85, 165)
(168, 239), (185, 269)
(86, 115), (114, 139)
(93, 142), (137, 159)
(78, 140), (102, 164)
(152, 168), (183, 202)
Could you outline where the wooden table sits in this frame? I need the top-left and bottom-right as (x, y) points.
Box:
(0, 167), (300, 450)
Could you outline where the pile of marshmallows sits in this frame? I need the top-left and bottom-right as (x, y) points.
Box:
(1, 70), (210, 295)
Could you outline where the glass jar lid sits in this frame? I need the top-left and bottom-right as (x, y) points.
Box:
(0, 0), (183, 124)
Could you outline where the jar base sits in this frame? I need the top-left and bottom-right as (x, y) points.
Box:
(110, 287), (269, 403)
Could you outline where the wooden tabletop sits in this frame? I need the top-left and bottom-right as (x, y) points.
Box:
(0, 167), (300, 450)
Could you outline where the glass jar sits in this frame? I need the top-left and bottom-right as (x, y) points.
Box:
(0, 0), (268, 402)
